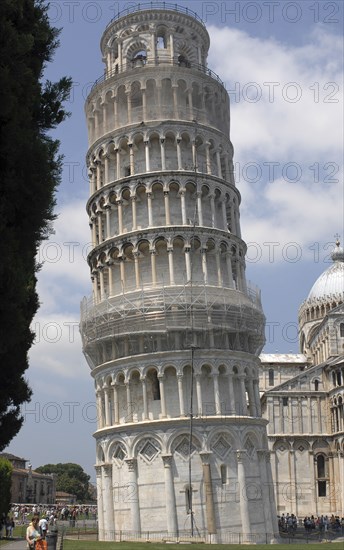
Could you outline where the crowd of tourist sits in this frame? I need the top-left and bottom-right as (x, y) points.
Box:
(278, 512), (344, 534)
(0, 504), (97, 540)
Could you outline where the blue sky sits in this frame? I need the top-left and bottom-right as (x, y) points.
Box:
(6, 1), (343, 483)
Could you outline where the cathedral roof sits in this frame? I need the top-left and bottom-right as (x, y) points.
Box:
(306, 240), (344, 302)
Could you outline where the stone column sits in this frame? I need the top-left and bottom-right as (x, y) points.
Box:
(180, 190), (186, 224)
(104, 154), (110, 184)
(131, 196), (137, 230)
(158, 374), (167, 418)
(177, 373), (185, 416)
(176, 138), (182, 169)
(257, 450), (278, 541)
(134, 252), (140, 289)
(212, 373), (221, 414)
(160, 139), (166, 170)
(172, 85), (178, 117)
(209, 195), (215, 227)
(288, 449), (297, 513)
(265, 449), (279, 535)
(253, 379), (261, 416)
(95, 466), (105, 539)
(112, 383), (119, 425)
(126, 91), (131, 124)
(144, 140), (150, 172)
(201, 248), (208, 284)
(90, 217), (96, 247)
(200, 452), (217, 541)
(90, 167), (96, 194)
(142, 88), (147, 120)
(102, 102), (107, 134)
(164, 191), (171, 224)
(184, 246), (191, 282)
(221, 199), (227, 230)
(216, 151), (222, 178)
(99, 268), (105, 299)
(197, 192), (203, 226)
(119, 258), (125, 292)
(117, 200), (123, 233)
(162, 455), (178, 534)
(150, 249), (157, 286)
(116, 148), (121, 179)
(125, 459), (141, 533)
(113, 97), (118, 127)
(195, 374), (202, 415)
(104, 388), (111, 426)
(147, 192), (153, 226)
(225, 252), (234, 288)
(227, 373), (236, 415)
(188, 89), (193, 119)
(230, 201), (236, 234)
(205, 142), (212, 174)
(125, 382), (132, 422)
(102, 464), (115, 540)
(141, 376), (148, 420)
(96, 390), (104, 428)
(215, 249), (222, 286)
(236, 450), (251, 542)
(97, 212), (103, 243)
(246, 379), (257, 417)
(164, 246), (174, 285)
(105, 206), (111, 239)
(238, 374), (247, 416)
(129, 143), (134, 175)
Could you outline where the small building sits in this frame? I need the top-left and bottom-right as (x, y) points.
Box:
(55, 491), (77, 505)
(0, 452), (56, 504)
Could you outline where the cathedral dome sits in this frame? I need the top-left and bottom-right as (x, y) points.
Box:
(307, 241), (344, 302)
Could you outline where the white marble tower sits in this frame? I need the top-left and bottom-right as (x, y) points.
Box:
(80, 4), (278, 543)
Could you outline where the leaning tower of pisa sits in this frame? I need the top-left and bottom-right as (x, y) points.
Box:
(80, 3), (278, 543)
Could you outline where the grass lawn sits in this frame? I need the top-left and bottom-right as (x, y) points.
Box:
(62, 542), (344, 550)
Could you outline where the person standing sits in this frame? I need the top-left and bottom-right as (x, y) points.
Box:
(26, 515), (41, 549)
(38, 517), (48, 539)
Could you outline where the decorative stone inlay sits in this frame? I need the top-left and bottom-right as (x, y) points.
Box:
(113, 443), (127, 464)
(244, 437), (255, 458)
(212, 435), (231, 458)
(174, 435), (196, 460)
(138, 439), (160, 463)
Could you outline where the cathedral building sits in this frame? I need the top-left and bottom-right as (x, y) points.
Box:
(80, 3), (279, 543)
(260, 241), (344, 519)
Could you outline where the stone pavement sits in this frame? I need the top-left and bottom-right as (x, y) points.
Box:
(0, 538), (26, 549)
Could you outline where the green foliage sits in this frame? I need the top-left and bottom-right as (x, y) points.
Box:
(0, 0), (72, 450)
(36, 463), (91, 502)
(0, 458), (13, 516)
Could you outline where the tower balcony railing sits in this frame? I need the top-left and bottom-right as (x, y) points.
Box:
(106, 2), (206, 30)
(88, 59), (226, 98)
(80, 281), (263, 323)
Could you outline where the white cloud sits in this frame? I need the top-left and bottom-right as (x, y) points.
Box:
(208, 24), (343, 256)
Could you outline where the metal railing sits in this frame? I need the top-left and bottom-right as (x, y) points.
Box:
(89, 58), (225, 95)
(106, 2), (206, 30)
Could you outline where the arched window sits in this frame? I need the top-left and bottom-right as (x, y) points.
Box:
(337, 371), (342, 386)
(314, 379), (319, 391)
(157, 30), (167, 49)
(148, 370), (160, 400)
(268, 368), (274, 386)
(340, 323), (344, 337)
(220, 464), (227, 484)
(332, 372), (337, 386)
(317, 455), (325, 477)
(316, 454), (327, 497)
